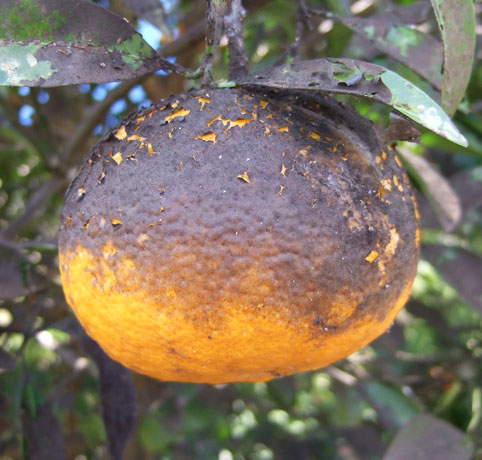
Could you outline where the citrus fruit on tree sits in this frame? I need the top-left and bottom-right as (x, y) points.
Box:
(58, 88), (420, 384)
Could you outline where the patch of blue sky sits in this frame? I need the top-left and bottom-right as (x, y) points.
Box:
(138, 98), (152, 110)
(162, 0), (177, 14)
(110, 99), (127, 115)
(138, 19), (162, 50)
(18, 87), (30, 96)
(37, 90), (50, 104)
(128, 85), (147, 104)
(92, 85), (108, 102)
(19, 105), (35, 126)
(106, 113), (121, 128)
(92, 82), (121, 102)
(79, 84), (91, 94)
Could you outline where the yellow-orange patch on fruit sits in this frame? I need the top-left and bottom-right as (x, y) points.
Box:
(114, 125), (127, 140)
(165, 108), (190, 123)
(195, 132), (216, 144)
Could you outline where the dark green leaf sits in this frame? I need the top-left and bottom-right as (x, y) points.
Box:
(359, 381), (420, 430)
(397, 147), (462, 232)
(383, 414), (473, 460)
(0, 0), (164, 87)
(322, 6), (443, 89)
(0, 348), (16, 373)
(240, 58), (468, 146)
(22, 402), (67, 460)
(430, 0), (476, 115)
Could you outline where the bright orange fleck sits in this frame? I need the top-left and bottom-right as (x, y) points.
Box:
(365, 250), (379, 263)
(127, 135), (146, 142)
(260, 100), (269, 109)
(264, 127), (271, 136)
(226, 118), (254, 132)
(83, 219), (90, 229)
(382, 151), (388, 161)
(110, 152), (123, 165)
(114, 126), (127, 140)
(309, 132), (321, 140)
(196, 96), (212, 111)
(376, 185), (386, 200)
(111, 218), (123, 226)
(394, 155), (403, 167)
(136, 115), (146, 123)
(164, 108), (190, 123)
(237, 171), (251, 183)
(207, 115), (229, 126)
(278, 126), (289, 133)
(381, 179), (392, 192)
(277, 185), (286, 196)
(195, 132), (217, 144)
(171, 101), (179, 109)
(281, 164), (287, 177)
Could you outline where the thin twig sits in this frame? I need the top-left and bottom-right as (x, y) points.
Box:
(201, 0), (227, 86)
(276, 0), (312, 65)
(225, 0), (249, 80)
(0, 176), (65, 240)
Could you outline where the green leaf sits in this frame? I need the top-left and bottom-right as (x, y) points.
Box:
(322, 7), (443, 89)
(0, 0), (161, 86)
(360, 381), (420, 429)
(240, 58), (468, 147)
(380, 70), (467, 147)
(430, 0), (476, 116)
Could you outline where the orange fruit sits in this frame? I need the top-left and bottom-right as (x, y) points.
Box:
(58, 88), (420, 384)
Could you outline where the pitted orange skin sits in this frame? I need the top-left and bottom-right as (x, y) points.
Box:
(59, 89), (419, 383)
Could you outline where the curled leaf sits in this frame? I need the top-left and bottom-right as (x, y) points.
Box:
(240, 58), (468, 147)
(397, 147), (462, 232)
(0, 348), (16, 373)
(322, 6), (443, 89)
(22, 403), (67, 460)
(430, 0), (476, 116)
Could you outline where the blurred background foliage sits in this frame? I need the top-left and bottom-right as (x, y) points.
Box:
(0, 0), (481, 459)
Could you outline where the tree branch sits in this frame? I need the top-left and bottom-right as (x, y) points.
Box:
(201, 0), (227, 86)
(225, 0), (249, 80)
